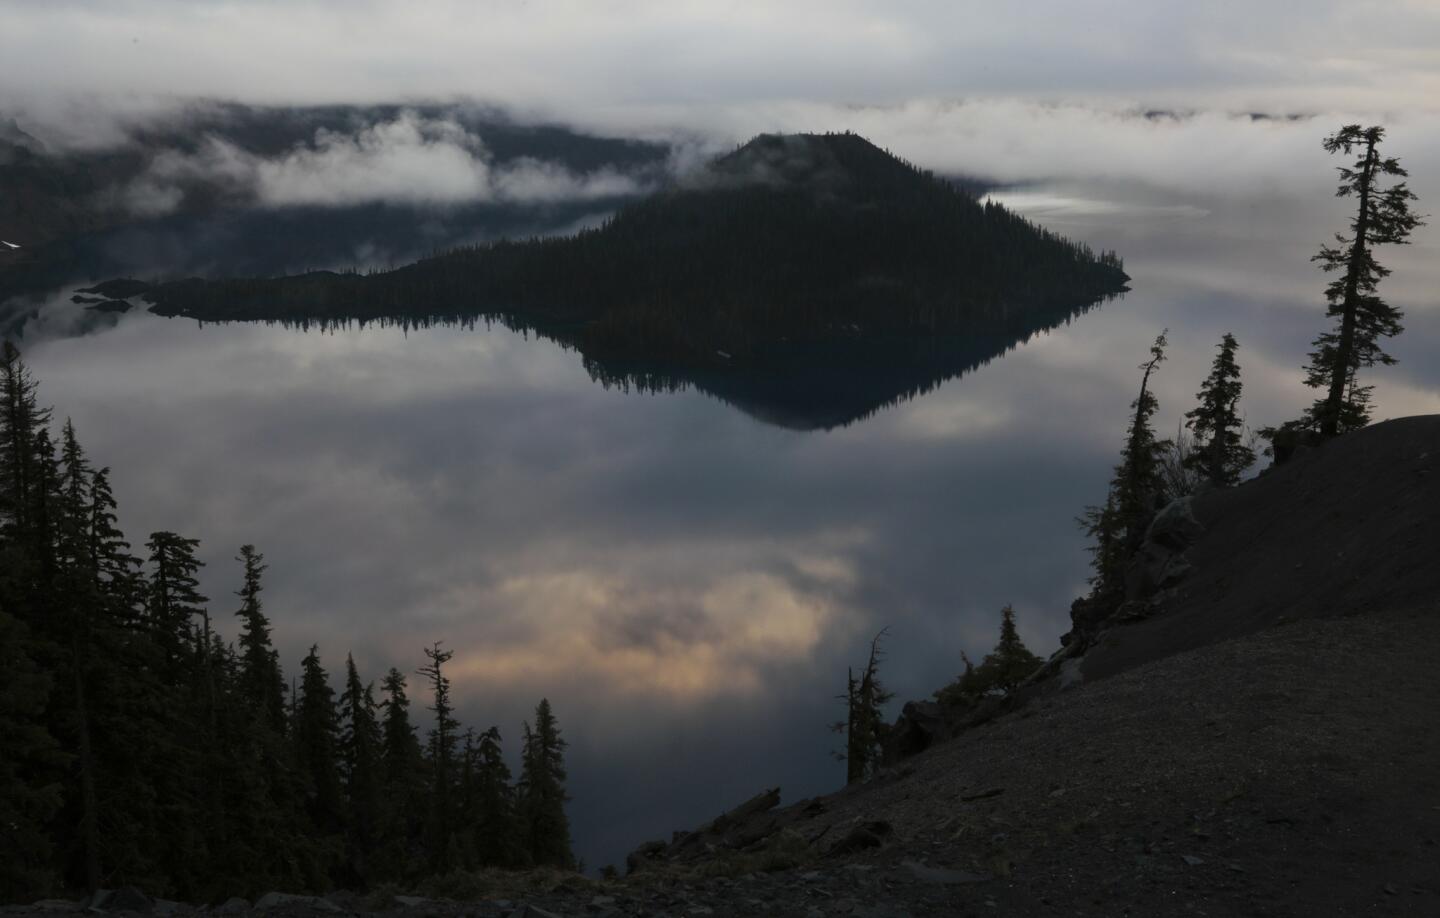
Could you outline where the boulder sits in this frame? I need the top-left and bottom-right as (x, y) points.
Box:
(1144, 496), (1204, 551)
(1061, 594), (1112, 648)
(826, 820), (893, 856)
(624, 839), (669, 874)
(213, 898), (251, 915)
(1125, 497), (1205, 600)
(90, 887), (154, 913)
(882, 700), (949, 763)
(902, 860), (990, 885)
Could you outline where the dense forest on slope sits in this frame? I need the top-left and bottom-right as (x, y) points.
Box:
(0, 346), (575, 903)
(111, 132), (1126, 428)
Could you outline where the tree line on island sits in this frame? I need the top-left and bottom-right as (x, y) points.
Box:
(832, 123), (1423, 784)
(1, 345), (574, 903)
(109, 131), (1127, 373)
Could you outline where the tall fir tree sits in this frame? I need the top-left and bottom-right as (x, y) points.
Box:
(0, 342), (53, 555)
(294, 645), (345, 837)
(1080, 331), (1169, 599)
(233, 545), (286, 731)
(87, 468), (142, 627)
(833, 629), (894, 785)
(1184, 333), (1254, 486)
(417, 642), (459, 873)
(0, 605), (66, 902)
(378, 667), (425, 879)
(517, 699), (574, 868)
(145, 531), (208, 672)
(50, 421), (103, 893)
(979, 605), (1043, 694)
(471, 726), (518, 867)
(339, 654), (383, 884)
(1303, 125), (1424, 437)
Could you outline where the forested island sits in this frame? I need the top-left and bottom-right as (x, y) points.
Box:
(104, 132), (1128, 428)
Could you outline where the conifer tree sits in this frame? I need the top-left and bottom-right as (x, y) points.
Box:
(87, 468), (142, 625)
(453, 729), (481, 870)
(1184, 333), (1254, 486)
(378, 667), (425, 878)
(979, 605), (1043, 694)
(294, 645), (345, 835)
(339, 654), (383, 882)
(53, 423), (106, 893)
(0, 606), (65, 902)
(472, 726), (517, 867)
(1303, 125), (1424, 437)
(517, 698), (574, 868)
(833, 629), (894, 786)
(146, 531), (208, 671)
(417, 642), (459, 872)
(233, 545), (286, 731)
(0, 343), (52, 553)
(1080, 331), (1169, 598)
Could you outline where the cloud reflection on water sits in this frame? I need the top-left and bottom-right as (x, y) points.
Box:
(19, 175), (1440, 872)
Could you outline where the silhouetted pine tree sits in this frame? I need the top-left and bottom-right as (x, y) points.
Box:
(117, 527), (207, 897)
(294, 645), (345, 838)
(517, 699), (573, 868)
(417, 642), (459, 873)
(1081, 331), (1169, 598)
(234, 545), (286, 732)
(1184, 333), (1254, 486)
(146, 531), (207, 671)
(472, 726), (518, 867)
(453, 729), (482, 870)
(378, 667), (425, 879)
(0, 606), (65, 901)
(339, 654), (383, 884)
(87, 467), (142, 626)
(833, 629), (894, 786)
(1303, 125), (1424, 437)
(0, 342), (53, 557)
(228, 545), (318, 892)
(979, 605), (1043, 693)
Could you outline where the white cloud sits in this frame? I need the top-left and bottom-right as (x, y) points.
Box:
(253, 114), (490, 206)
(116, 111), (652, 213)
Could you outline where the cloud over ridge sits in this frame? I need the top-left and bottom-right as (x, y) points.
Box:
(121, 110), (652, 214)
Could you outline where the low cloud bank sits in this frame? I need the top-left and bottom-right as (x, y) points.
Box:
(120, 111), (651, 215)
(601, 99), (1440, 204)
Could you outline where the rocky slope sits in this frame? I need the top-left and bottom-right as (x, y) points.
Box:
(5, 417), (1436, 916)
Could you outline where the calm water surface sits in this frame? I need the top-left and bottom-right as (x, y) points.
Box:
(19, 179), (1440, 870)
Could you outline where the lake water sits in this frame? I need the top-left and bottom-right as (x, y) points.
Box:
(14, 178), (1440, 871)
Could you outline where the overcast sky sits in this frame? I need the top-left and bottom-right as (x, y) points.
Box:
(3, 1), (1438, 132)
(4, 0), (1439, 107)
